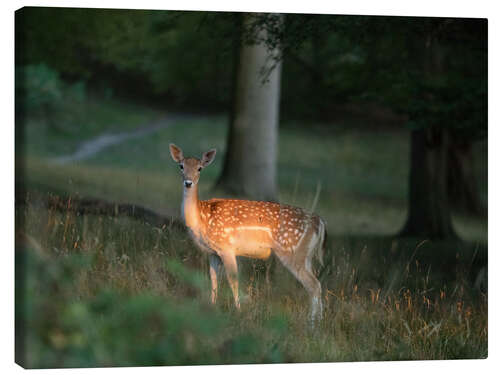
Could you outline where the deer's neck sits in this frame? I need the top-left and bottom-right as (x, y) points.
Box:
(182, 185), (202, 235)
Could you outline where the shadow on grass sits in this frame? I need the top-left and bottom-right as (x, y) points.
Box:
(320, 234), (487, 300)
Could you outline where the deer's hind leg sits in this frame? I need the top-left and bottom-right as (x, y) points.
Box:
(273, 230), (323, 326)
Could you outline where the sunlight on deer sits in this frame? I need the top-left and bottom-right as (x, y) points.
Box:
(169, 144), (327, 326)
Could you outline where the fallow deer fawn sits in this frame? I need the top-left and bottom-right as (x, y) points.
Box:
(169, 144), (327, 325)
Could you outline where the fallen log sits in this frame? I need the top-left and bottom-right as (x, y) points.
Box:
(16, 188), (186, 232)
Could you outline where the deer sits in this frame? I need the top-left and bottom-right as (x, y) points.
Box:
(169, 143), (327, 325)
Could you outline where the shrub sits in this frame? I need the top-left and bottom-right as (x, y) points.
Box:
(16, 63), (87, 129)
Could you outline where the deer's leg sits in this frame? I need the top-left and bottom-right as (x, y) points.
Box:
(294, 266), (322, 325)
(209, 254), (222, 304)
(299, 270), (323, 326)
(219, 251), (240, 310)
(274, 249), (323, 326)
(265, 254), (276, 292)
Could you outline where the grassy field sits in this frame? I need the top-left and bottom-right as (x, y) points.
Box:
(15, 96), (488, 367)
(18, 107), (487, 240)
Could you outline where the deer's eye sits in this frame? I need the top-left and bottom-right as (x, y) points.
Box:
(179, 165), (183, 170)
(198, 167), (202, 172)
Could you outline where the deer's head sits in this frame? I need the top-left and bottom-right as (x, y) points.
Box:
(169, 143), (216, 189)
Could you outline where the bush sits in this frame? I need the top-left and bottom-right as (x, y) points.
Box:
(16, 63), (87, 129)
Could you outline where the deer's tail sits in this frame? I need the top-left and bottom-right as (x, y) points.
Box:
(315, 217), (327, 267)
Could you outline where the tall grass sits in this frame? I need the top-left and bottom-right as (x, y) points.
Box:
(16, 192), (487, 368)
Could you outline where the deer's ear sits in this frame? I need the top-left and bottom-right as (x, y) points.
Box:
(169, 144), (184, 163)
(201, 149), (216, 167)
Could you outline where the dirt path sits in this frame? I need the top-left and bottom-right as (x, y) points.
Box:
(51, 113), (192, 165)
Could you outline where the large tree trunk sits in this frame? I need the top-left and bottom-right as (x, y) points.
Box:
(401, 127), (456, 239)
(400, 31), (457, 239)
(215, 13), (282, 202)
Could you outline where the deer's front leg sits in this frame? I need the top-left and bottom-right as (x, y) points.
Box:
(209, 254), (222, 304)
(219, 251), (240, 310)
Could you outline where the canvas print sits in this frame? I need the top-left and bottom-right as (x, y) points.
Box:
(15, 7), (487, 368)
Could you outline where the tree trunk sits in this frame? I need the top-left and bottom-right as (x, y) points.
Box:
(215, 13), (282, 202)
(401, 127), (456, 239)
(400, 30), (457, 240)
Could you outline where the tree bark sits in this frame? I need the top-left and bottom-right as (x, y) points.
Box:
(215, 13), (282, 202)
(401, 127), (456, 239)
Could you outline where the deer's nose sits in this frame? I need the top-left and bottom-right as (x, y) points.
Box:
(184, 180), (193, 188)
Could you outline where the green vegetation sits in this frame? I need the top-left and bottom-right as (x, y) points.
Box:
(16, 96), (487, 367)
(16, 188), (487, 367)
(17, 64), (163, 158)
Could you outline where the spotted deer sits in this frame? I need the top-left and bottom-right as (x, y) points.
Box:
(169, 144), (327, 325)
